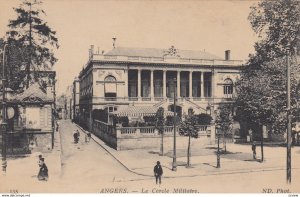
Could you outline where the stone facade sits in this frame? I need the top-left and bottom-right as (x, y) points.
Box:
(77, 46), (243, 148)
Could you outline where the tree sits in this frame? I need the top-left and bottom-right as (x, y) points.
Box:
(179, 109), (198, 167)
(0, 38), (28, 91)
(6, 0), (59, 89)
(195, 113), (212, 125)
(155, 107), (165, 156)
(215, 105), (233, 153)
(236, 0), (300, 135)
(236, 0), (300, 162)
(248, 0), (300, 64)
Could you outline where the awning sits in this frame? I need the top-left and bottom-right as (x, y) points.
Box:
(110, 106), (175, 117)
(105, 82), (117, 93)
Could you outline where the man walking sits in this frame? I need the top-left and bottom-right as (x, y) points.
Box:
(252, 141), (257, 160)
(154, 161), (163, 185)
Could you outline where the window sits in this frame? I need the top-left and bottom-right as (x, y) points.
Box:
(104, 75), (117, 82)
(104, 75), (117, 99)
(223, 78), (233, 97)
(26, 107), (40, 129)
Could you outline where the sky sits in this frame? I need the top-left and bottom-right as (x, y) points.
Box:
(0, 0), (259, 95)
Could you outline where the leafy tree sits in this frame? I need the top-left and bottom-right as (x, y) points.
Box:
(215, 105), (233, 153)
(0, 38), (28, 91)
(6, 0), (59, 88)
(195, 113), (212, 125)
(236, 0), (300, 132)
(155, 107), (165, 156)
(179, 109), (198, 167)
(236, 0), (300, 161)
(248, 0), (300, 64)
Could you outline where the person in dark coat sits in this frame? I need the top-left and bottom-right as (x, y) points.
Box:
(252, 142), (257, 160)
(38, 155), (43, 167)
(38, 158), (49, 181)
(154, 161), (163, 185)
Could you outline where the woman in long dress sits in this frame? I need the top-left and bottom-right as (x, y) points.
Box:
(38, 158), (48, 181)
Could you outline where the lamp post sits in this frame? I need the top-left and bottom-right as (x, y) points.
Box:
(286, 53), (292, 184)
(172, 78), (177, 171)
(1, 43), (8, 175)
(216, 125), (221, 168)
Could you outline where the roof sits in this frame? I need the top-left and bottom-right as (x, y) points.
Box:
(111, 106), (175, 117)
(12, 83), (54, 103)
(105, 47), (223, 60)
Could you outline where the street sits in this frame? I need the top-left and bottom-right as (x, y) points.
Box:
(1, 120), (299, 193)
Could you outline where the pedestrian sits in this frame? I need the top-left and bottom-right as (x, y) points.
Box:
(56, 121), (59, 132)
(76, 130), (80, 137)
(37, 158), (48, 181)
(38, 154), (43, 167)
(73, 130), (79, 143)
(154, 161), (163, 185)
(252, 141), (257, 160)
(85, 132), (91, 143)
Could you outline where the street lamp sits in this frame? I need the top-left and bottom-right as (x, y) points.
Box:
(286, 53), (292, 184)
(1, 43), (8, 175)
(172, 78), (177, 171)
(216, 125), (221, 168)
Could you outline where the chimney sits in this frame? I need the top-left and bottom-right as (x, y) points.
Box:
(112, 37), (116, 48)
(225, 50), (231, 60)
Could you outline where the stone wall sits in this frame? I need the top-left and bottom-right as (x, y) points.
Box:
(117, 134), (210, 151)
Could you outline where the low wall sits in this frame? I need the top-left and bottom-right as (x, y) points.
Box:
(91, 120), (214, 151)
(92, 120), (117, 149)
(116, 126), (211, 151)
(117, 133), (210, 151)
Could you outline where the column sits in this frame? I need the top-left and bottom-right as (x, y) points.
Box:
(163, 70), (166, 98)
(201, 72), (204, 98)
(124, 69), (128, 98)
(211, 69), (215, 99)
(177, 71), (180, 98)
(138, 69), (141, 99)
(150, 70), (154, 100)
(189, 71), (192, 99)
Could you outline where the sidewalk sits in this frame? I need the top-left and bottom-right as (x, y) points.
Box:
(76, 123), (300, 179)
(0, 128), (62, 191)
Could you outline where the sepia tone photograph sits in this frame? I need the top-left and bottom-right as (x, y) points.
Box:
(0, 0), (299, 194)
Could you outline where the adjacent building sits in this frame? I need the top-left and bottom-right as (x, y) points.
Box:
(72, 77), (80, 123)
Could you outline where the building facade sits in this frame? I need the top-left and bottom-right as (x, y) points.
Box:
(72, 77), (80, 123)
(78, 46), (243, 131)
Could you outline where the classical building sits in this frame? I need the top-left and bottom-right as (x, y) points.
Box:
(78, 46), (243, 132)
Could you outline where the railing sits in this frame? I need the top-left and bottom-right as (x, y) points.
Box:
(223, 94), (233, 98)
(120, 127), (136, 134)
(154, 97), (165, 102)
(164, 126), (174, 134)
(141, 97), (151, 101)
(197, 125), (210, 135)
(92, 96), (234, 103)
(140, 127), (156, 134)
(93, 120), (116, 137)
(93, 54), (244, 66)
(128, 97), (138, 101)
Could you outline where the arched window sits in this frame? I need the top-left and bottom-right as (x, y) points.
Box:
(104, 75), (117, 100)
(104, 75), (116, 82)
(223, 78), (233, 97)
